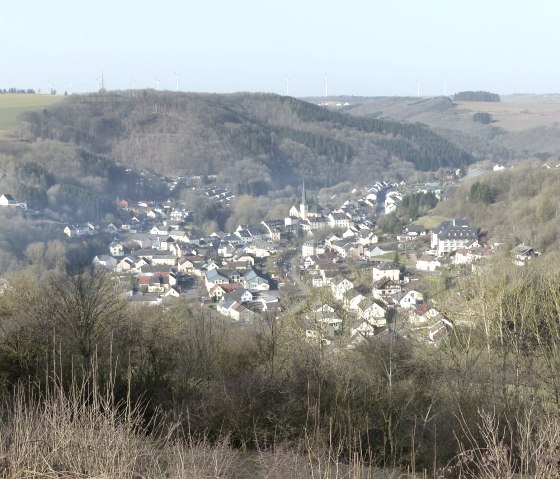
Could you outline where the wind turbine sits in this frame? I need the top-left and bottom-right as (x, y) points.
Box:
(285, 74), (289, 96)
(130, 74), (136, 90)
(155, 77), (161, 90)
(417, 79), (421, 98)
(95, 74), (105, 93)
(48, 81), (54, 95)
(324, 74), (328, 98)
(443, 79), (447, 96)
(174, 72), (181, 92)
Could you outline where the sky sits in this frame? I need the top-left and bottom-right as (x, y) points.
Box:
(1, 0), (558, 97)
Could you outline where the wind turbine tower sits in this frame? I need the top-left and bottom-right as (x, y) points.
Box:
(417, 80), (420, 98)
(174, 72), (181, 92)
(285, 74), (289, 96)
(324, 74), (328, 98)
(48, 81), (54, 95)
(443, 79), (447, 96)
(155, 77), (161, 90)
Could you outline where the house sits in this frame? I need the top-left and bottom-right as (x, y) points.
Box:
(431, 219), (478, 255)
(356, 230), (379, 246)
(150, 225), (170, 236)
(384, 191), (402, 214)
(64, 225), (92, 238)
(243, 269), (270, 292)
(218, 243), (236, 258)
(0, 194), (17, 206)
(372, 262), (400, 282)
(93, 255), (117, 269)
(245, 239), (278, 258)
(147, 275), (170, 293)
(127, 234), (152, 249)
(350, 320), (378, 338)
(366, 246), (389, 258)
(115, 256), (136, 273)
(409, 304), (441, 326)
(331, 277), (354, 301)
(392, 289), (423, 309)
(223, 288), (253, 304)
(150, 253), (177, 266)
(208, 283), (244, 300)
(328, 212), (351, 230)
(109, 241), (124, 257)
(358, 299), (386, 326)
(204, 269), (229, 289)
(259, 299), (281, 314)
(404, 224), (426, 239)
(343, 289), (365, 312)
(372, 278), (401, 299)
(163, 286), (181, 299)
(305, 309), (343, 338)
(428, 317), (454, 343)
(416, 254), (441, 272)
(230, 303), (253, 322)
(453, 248), (470, 265)
(511, 243), (540, 266)
(217, 299), (238, 317)
(302, 240), (326, 257)
(217, 299), (253, 321)
(0, 194), (26, 211)
(261, 219), (285, 242)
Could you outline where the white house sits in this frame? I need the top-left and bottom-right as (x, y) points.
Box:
(109, 242), (124, 256)
(416, 254), (441, 272)
(64, 225), (93, 238)
(331, 277), (354, 301)
(93, 255), (117, 269)
(0, 194), (26, 211)
(372, 262), (400, 282)
(431, 219), (478, 255)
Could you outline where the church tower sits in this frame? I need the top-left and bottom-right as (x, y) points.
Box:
(300, 181), (308, 220)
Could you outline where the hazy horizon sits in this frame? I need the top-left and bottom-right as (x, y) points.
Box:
(3, 0), (559, 97)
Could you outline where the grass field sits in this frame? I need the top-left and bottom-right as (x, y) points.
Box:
(414, 215), (449, 229)
(0, 94), (64, 138)
(456, 101), (560, 131)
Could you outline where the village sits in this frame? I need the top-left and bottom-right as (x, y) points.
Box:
(1, 173), (540, 351)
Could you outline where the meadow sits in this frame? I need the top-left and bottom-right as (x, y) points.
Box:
(456, 100), (560, 131)
(0, 94), (64, 138)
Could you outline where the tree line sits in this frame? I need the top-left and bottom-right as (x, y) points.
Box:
(453, 91), (501, 102)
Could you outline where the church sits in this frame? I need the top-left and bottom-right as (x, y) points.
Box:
(289, 182), (323, 220)
(289, 183), (328, 231)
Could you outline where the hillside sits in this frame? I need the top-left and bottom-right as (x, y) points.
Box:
(0, 93), (64, 139)
(432, 162), (560, 252)
(333, 94), (560, 161)
(17, 91), (473, 192)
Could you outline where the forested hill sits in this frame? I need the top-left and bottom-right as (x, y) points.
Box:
(19, 91), (473, 190)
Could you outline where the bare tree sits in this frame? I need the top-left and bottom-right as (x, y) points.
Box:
(38, 268), (127, 367)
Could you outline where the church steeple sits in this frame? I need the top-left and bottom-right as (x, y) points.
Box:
(300, 180), (308, 220)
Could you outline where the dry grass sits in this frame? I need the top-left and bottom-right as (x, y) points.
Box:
(438, 409), (560, 479)
(0, 369), (407, 479)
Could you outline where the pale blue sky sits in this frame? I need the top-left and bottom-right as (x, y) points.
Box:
(2, 0), (557, 96)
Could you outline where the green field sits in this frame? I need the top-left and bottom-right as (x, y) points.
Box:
(0, 94), (64, 138)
